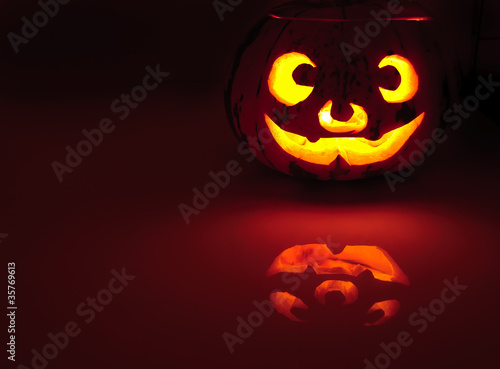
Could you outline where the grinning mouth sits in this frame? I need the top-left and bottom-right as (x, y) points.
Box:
(264, 113), (425, 166)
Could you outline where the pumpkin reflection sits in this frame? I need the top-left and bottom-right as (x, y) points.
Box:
(267, 244), (409, 325)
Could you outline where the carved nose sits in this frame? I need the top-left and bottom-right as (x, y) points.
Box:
(318, 100), (368, 134)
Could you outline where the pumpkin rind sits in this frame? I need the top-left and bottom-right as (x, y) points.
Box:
(225, 1), (457, 180)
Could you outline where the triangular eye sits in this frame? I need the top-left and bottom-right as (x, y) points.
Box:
(268, 52), (316, 106)
(378, 55), (419, 103)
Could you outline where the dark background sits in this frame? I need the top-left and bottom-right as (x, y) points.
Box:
(1, 0), (499, 369)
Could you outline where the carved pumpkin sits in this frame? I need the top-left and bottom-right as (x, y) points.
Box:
(266, 244), (409, 325)
(225, 0), (456, 180)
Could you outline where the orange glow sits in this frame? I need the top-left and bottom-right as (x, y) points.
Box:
(264, 112), (424, 166)
(314, 280), (358, 306)
(269, 292), (308, 322)
(268, 245), (408, 323)
(267, 244), (409, 286)
(379, 55), (419, 103)
(365, 300), (401, 326)
(318, 100), (368, 134)
(268, 52), (316, 106)
(269, 14), (432, 22)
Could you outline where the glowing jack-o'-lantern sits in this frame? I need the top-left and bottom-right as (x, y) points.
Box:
(225, 0), (457, 180)
(266, 244), (409, 325)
